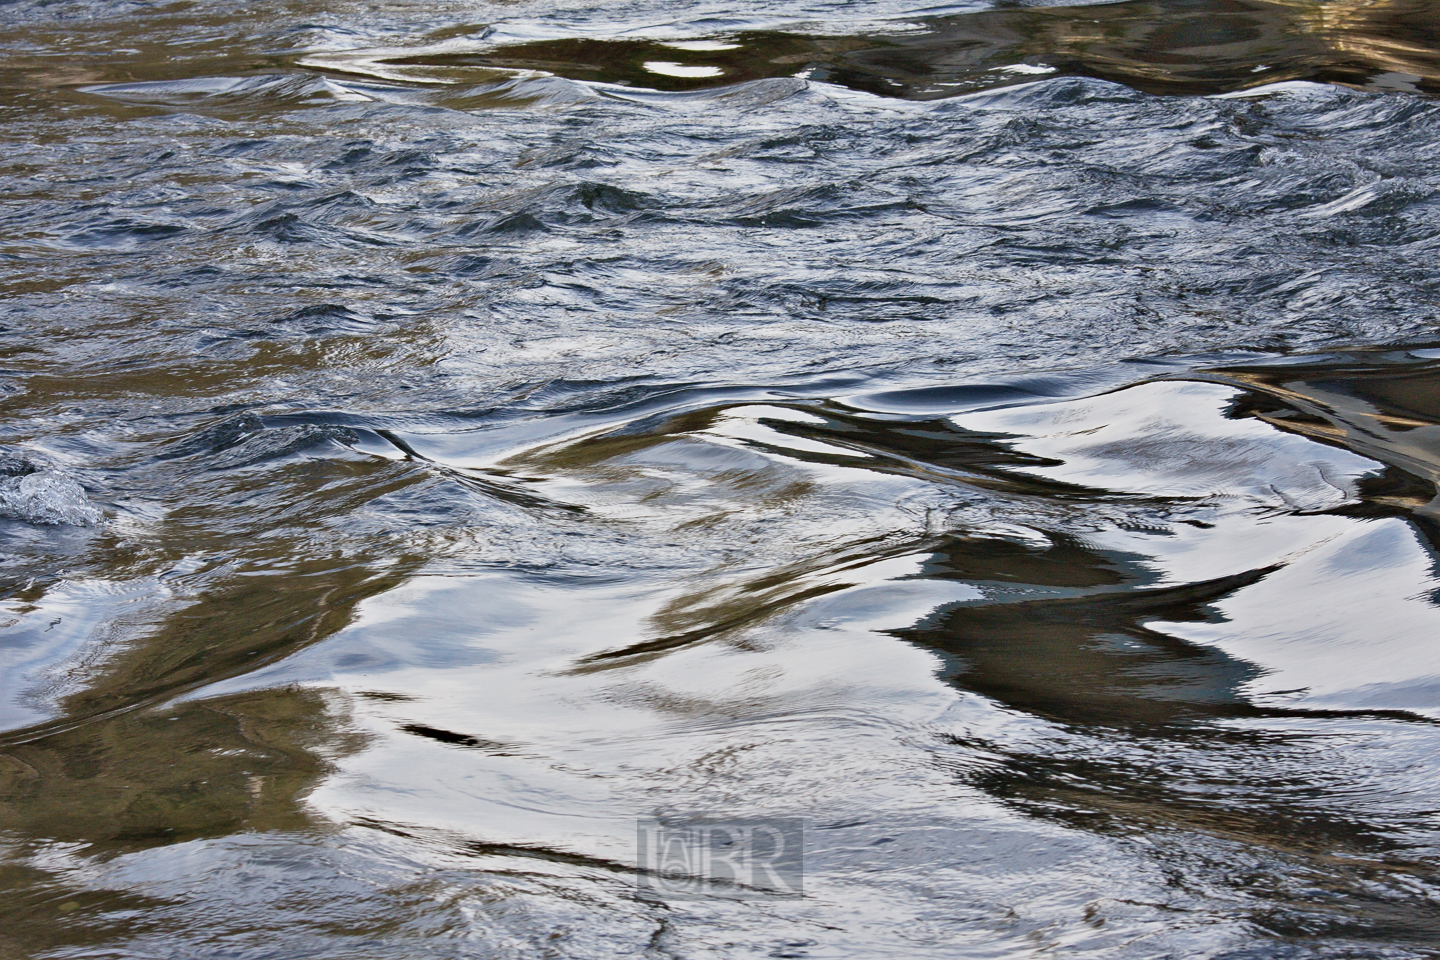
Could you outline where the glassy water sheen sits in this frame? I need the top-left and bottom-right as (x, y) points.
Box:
(4, 0), (1440, 956)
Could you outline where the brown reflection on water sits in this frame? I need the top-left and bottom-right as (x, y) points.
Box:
(901, 557), (1274, 725)
(0, 687), (355, 851)
(0, 857), (169, 960)
(0, 3), (287, 121)
(3, 0), (1435, 120)
(1220, 351), (1440, 525)
(0, 554), (413, 857)
(941, 720), (1440, 948)
(0, 375), (428, 950)
(576, 532), (933, 670)
(0, 685), (361, 958)
(368, 0), (1440, 97)
(889, 354), (1440, 730)
(0, 563), (404, 952)
(33, 558), (418, 739)
(883, 355), (1440, 948)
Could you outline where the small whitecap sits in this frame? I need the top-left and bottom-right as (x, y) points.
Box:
(659, 40), (739, 52)
(642, 62), (724, 79)
(989, 63), (1057, 76)
(0, 472), (103, 526)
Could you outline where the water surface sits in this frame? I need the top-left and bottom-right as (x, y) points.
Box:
(4, 0), (1440, 956)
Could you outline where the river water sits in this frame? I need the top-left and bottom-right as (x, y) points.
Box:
(4, 0), (1440, 956)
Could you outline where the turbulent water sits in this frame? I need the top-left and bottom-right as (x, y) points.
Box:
(4, 0), (1440, 956)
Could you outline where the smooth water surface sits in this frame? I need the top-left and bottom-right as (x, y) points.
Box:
(4, 0), (1440, 956)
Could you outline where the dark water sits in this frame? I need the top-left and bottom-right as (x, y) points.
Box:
(5, 0), (1440, 956)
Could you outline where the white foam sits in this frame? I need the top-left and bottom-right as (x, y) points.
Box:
(0, 472), (103, 526)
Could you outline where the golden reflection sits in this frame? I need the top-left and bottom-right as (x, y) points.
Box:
(317, 0), (1440, 98)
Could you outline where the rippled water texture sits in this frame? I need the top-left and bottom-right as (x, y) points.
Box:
(5, 0), (1440, 956)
